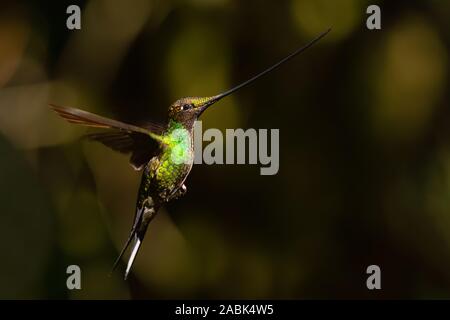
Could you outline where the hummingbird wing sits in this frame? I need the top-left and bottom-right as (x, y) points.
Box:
(85, 131), (160, 170)
(50, 104), (165, 170)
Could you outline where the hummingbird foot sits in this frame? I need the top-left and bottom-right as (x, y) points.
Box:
(168, 184), (187, 200)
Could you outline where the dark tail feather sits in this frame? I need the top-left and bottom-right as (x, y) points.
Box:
(109, 206), (144, 277)
(111, 202), (157, 279)
(110, 227), (136, 276)
(123, 213), (153, 280)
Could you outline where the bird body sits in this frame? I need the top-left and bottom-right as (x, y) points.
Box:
(51, 29), (330, 279)
(112, 109), (199, 279)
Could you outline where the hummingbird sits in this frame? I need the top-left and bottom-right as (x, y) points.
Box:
(51, 28), (330, 280)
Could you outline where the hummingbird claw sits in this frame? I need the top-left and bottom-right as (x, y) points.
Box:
(168, 184), (187, 200)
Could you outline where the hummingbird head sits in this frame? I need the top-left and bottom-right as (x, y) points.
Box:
(168, 96), (218, 128)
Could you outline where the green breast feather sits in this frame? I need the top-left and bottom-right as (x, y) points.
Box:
(155, 121), (193, 192)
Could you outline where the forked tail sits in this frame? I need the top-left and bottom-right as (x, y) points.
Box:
(110, 224), (137, 276)
(110, 204), (157, 280)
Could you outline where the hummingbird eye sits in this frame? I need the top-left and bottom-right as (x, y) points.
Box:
(181, 104), (193, 111)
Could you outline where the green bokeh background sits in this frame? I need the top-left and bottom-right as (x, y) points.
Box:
(0, 0), (449, 299)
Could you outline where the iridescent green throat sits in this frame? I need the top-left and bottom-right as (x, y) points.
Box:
(161, 120), (193, 166)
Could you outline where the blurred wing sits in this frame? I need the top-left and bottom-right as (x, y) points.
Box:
(50, 104), (164, 135)
(86, 132), (159, 170)
(50, 104), (164, 170)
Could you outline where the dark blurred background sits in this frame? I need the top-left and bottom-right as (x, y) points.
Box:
(0, 0), (449, 299)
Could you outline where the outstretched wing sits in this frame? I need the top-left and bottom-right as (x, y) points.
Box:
(85, 131), (160, 170)
(50, 104), (165, 170)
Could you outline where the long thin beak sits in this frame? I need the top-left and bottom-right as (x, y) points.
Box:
(199, 28), (331, 112)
